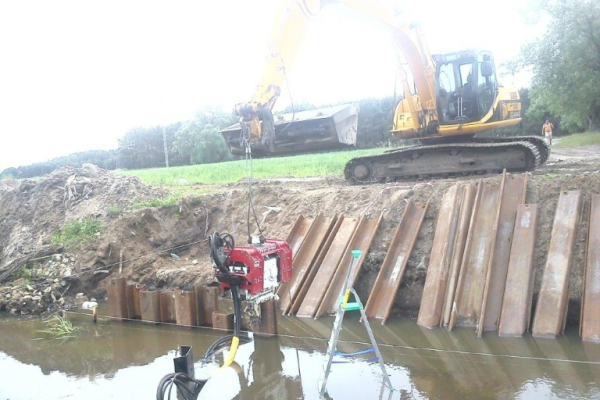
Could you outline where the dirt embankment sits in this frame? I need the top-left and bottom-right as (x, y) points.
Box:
(1, 147), (599, 326)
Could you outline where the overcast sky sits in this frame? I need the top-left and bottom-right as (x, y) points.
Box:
(0, 0), (543, 171)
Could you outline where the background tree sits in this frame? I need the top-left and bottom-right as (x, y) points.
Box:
(117, 123), (182, 170)
(172, 107), (235, 165)
(514, 0), (600, 132)
(0, 150), (118, 179)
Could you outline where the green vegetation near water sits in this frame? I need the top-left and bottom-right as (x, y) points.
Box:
(38, 315), (80, 339)
(554, 131), (600, 149)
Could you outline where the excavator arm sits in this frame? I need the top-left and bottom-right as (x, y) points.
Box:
(222, 0), (439, 155)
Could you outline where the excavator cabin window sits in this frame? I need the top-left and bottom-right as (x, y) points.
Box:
(435, 51), (498, 125)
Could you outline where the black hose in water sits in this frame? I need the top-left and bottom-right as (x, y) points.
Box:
(156, 245), (250, 399)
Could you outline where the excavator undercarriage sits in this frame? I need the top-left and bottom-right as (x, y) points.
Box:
(344, 136), (550, 184)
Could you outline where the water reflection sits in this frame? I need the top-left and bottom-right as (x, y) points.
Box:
(0, 311), (599, 399)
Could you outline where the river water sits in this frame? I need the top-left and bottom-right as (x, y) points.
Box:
(1, 307), (599, 400)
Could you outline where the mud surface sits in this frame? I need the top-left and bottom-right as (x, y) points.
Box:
(1, 147), (599, 324)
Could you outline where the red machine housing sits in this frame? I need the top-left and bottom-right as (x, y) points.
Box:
(220, 239), (292, 297)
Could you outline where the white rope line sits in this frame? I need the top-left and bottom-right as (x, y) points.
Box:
(64, 311), (600, 366)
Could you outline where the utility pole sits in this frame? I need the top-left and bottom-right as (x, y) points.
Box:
(159, 91), (170, 168)
(162, 124), (169, 168)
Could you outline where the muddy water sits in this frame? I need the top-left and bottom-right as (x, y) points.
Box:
(1, 308), (599, 400)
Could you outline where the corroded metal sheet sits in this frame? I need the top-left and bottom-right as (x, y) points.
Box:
(532, 190), (582, 338)
(125, 283), (136, 319)
(140, 290), (160, 323)
(108, 277), (128, 320)
(288, 216), (344, 315)
(365, 200), (429, 324)
(296, 217), (360, 318)
(286, 216), (314, 258)
(450, 181), (501, 329)
(159, 291), (176, 323)
(498, 204), (538, 337)
(212, 312), (234, 331)
(174, 290), (198, 327)
(418, 184), (462, 328)
(277, 215), (337, 313)
(581, 194), (600, 342)
(196, 285), (218, 326)
(442, 184), (476, 326)
(128, 283), (144, 320)
(251, 299), (278, 337)
(315, 214), (383, 318)
(479, 173), (528, 335)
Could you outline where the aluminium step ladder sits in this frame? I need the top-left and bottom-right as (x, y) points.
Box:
(319, 249), (393, 397)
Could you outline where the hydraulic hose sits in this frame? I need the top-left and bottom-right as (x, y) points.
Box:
(157, 232), (250, 399)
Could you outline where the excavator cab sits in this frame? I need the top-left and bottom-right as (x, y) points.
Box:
(434, 50), (498, 124)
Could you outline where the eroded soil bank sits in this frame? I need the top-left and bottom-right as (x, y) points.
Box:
(1, 146), (599, 326)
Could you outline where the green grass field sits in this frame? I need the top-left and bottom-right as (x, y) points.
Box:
(121, 147), (386, 188)
(554, 131), (600, 149)
(120, 131), (600, 201)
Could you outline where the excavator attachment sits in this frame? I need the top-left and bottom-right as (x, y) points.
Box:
(221, 104), (358, 156)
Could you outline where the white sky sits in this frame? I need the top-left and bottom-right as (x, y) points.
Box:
(0, 0), (543, 171)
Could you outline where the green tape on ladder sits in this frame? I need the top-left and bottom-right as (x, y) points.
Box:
(344, 302), (361, 311)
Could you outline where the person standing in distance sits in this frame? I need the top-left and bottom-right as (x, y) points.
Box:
(542, 119), (554, 146)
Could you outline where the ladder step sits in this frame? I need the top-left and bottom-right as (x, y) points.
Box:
(344, 302), (362, 311)
(335, 348), (375, 357)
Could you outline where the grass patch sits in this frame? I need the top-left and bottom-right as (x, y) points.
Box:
(541, 173), (558, 179)
(106, 205), (123, 216)
(37, 314), (80, 339)
(554, 131), (600, 149)
(132, 195), (180, 209)
(120, 147), (388, 187)
(14, 266), (32, 281)
(51, 218), (103, 251)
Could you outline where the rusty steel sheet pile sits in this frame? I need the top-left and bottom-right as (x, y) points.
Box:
(285, 215), (314, 257)
(140, 290), (160, 323)
(449, 180), (502, 330)
(288, 216), (344, 315)
(315, 214), (383, 318)
(159, 290), (176, 323)
(277, 215), (338, 314)
(532, 190), (582, 338)
(581, 194), (600, 342)
(126, 283), (144, 320)
(478, 172), (528, 336)
(296, 216), (360, 318)
(108, 277), (128, 320)
(441, 184), (476, 327)
(418, 184), (463, 329)
(498, 204), (538, 337)
(174, 290), (198, 327)
(365, 199), (429, 324)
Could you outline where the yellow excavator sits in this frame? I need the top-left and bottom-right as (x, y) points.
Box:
(220, 0), (549, 183)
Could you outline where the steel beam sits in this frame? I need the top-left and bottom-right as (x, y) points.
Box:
(532, 190), (582, 338)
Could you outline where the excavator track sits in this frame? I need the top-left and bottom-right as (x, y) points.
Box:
(344, 139), (546, 184)
(472, 136), (550, 165)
